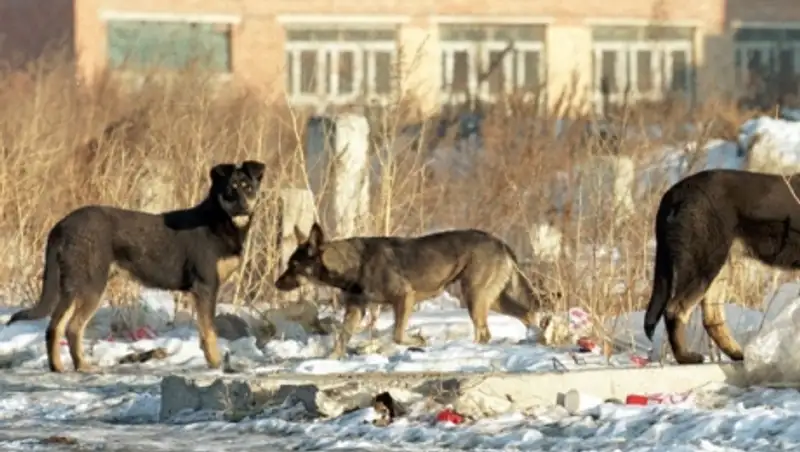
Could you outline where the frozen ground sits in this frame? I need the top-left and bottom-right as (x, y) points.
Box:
(4, 365), (800, 451)
(1, 284), (800, 451)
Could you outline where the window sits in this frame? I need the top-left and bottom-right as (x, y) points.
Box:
(590, 25), (694, 109)
(107, 20), (232, 73)
(733, 27), (800, 98)
(284, 27), (397, 105)
(439, 24), (546, 104)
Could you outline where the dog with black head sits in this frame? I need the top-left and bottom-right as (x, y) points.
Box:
(7, 160), (266, 373)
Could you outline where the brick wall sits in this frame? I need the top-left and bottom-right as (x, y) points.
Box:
(727, 0), (800, 24)
(0, 0), (74, 67)
(79, 0), (800, 107)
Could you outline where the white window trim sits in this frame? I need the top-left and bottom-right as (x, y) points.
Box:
(277, 14), (409, 25)
(584, 18), (701, 27)
(731, 21), (800, 30)
(591, 40), (693, 109)
(285, 41), (397, 106)
(99, 10), (242, 24)
(440, 41), (545, 104)
(432, 16), (554, 25)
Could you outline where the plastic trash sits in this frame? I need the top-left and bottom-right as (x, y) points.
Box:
(560, 389), (605, 414)
(436, 408), (464, 425)
(743, 296), (800, 385)
(624, 391), (694, 406)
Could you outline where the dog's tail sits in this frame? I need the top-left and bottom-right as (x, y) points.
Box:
(498, 246), (557, 328)
(6, 234), (62, 325)
(643, 202), (674, 342)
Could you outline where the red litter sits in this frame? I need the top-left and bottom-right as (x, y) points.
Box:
(630, 355), (650, 367)
(625, 394), (650, 405)
(625, 391), (694, 406)
(576, 337), (596, 352)
(436, 408), (464, 425)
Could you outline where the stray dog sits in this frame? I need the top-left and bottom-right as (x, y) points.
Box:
(6, 160), (266, 372)
(274, 223), (554, 358)
(645, 168), (800, 364)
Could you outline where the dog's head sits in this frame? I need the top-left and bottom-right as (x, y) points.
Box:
(209, 160), (266, 227)
(274, 222), (326, 291)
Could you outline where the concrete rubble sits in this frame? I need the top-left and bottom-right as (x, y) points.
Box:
(160, 372), (493, 422)
(159, 363), (750, 423)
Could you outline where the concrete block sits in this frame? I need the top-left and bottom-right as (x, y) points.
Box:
(273, 382), (373, 418)
(159, 375), (273, 422)
(278, 188), (317, 266)
(158, 364), (750, 422)
(451, 363), (748, 418)
(158, 374), (424, 422)
(304, 114), (371, 239)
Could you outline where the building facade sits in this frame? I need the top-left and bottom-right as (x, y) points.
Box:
(48, 0), (800, 113)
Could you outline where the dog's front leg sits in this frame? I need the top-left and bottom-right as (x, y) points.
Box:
(392, 292), (423, 346)
(191, 285), (222, 369)
(330, 302), (365, 359)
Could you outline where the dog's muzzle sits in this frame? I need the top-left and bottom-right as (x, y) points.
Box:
(275, 272), (301, 291)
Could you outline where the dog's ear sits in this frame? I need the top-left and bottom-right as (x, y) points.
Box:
(294, 225), (308, 244)
(241, 160), (266, 183)
(210, 163), (236, 185)
(307, 222), (325, 250)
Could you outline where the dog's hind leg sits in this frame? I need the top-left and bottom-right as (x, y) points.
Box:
(701, 264), (743, 361)
(665, 253), (728, 365)
(45, 296), (77, 373)
(465, 270), (507, 344)
(66, 292), (104, 372)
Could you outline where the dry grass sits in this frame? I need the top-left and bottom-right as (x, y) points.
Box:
(0, 53), (790, 352)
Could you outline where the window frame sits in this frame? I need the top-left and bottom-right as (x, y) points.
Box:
(283, 26), (398, 107)
(590, 25), (695, 111)
(439, 24), (546, 105)
(104, 16), (234, 76)
(733, 27), (800, 94)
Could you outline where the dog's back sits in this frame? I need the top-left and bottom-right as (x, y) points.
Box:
(52, 205), (203, 290)
(344, 229), (510, 295)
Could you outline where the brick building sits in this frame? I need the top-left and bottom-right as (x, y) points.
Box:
(4, 0), (800, 113)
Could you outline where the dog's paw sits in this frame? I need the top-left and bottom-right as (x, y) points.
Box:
(326, 349), (345, 360)
(76, 364), (103, 374)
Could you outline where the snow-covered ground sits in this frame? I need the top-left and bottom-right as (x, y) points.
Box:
(4, 116), (800, 449)
(4, 367), (800, 451)
(0, 284), (799, 451)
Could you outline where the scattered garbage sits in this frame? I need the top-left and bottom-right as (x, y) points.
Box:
(576, 337), (597, 353)
(560, 389), (605, 414)
(630, 355), (650, 367)
(372, 392), (397, 427)
(624, 391), (695, 407)
(436, 407), (464, 425)
(559, 388), (695, 413)
(744, 296), (800, 386)
(117, 347), (169, 365)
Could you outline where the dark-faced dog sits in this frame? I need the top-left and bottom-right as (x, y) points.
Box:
(6, 160), (266, 372)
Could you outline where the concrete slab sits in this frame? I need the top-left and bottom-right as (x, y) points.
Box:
(159, 363), (750, 421)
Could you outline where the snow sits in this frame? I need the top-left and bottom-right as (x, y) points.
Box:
(0, 286), (799, 451)
(4, 117), (800, 449)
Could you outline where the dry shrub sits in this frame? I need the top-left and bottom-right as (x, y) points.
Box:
(0, 53), (783, 353)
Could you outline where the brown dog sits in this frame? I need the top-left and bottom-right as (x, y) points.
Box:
(275, 223), (554, 358)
